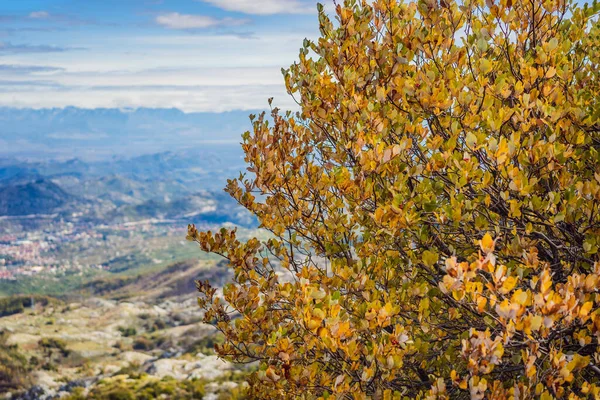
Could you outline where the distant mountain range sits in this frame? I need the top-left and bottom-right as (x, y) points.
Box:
(1, 147), (246, 191)
(0, 106), (259, 160)
(0, 148), (255, 227)
(0, 107), (258, 227)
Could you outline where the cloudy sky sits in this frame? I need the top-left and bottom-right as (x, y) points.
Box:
(0, 0), (335, 112)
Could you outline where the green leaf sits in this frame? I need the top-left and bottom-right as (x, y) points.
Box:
(422, 250), (439, 268)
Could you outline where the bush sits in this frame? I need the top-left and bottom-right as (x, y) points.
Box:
(0, 331), (31, 392)
(39, 337), (70, 357)
(187, 0), (600, 398)
(117, 327), (137, 337)
(0, 295), (58, 317)
(185, 333), (225, 355)
(132, 336), (154, 351)
(144, 318), (166, 333)
(63, 375), (206, 400)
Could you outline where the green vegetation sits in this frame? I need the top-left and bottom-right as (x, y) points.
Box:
(0, 269), (103, 298)
(61, 373), (250, 400)
(0, 237), (221, 298)
(117, 327), (137, 337)
(39, 337), (70, 356)
(0, 295), (61, 317)
(63, 375), (206, 400)
(185, 333), (225, 356)
(38, 337), (85, 371)
(0, 330), (32, 393)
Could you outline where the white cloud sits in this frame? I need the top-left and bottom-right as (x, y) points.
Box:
(155, 12), (248, 29)
(0, 26), (314, 112)
(0, 83), (296, 113)
(0, 64), (298, 112)
(29, 11), (50, 19)
(201, 0), (315, 15)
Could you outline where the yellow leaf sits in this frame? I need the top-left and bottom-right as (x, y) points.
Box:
(579, 301), (593, 318)
(567, 354), (590, 372)
(530, 315), (543, 332)
(466, 131), (478, 148)
(480, 233), (495, 254)
(422, 250), (439, 267)
(500, 276), (517, 293)
(476, 296), (487, 313)
(479, 59), (492, 74)
(376, 86), (386, 102)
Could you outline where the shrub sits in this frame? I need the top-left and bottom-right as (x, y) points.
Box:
(63, 375), (206, 400)
(39, 337), (70, 357)
(0, 331), (31, 392)
(185, 333), (225, 356)
(132, 337), (153, 351)
(117, 327), (137, 337)
(187, 0), (600, 398)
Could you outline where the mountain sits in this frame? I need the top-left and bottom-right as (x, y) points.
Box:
(0, 149), (256, 227)
(5, 146), (245, 193)
(0, 166), (40, 184)
(0, 179), (75, 216)
(111, 192), (255, 227)
(0, 107), (257, 161)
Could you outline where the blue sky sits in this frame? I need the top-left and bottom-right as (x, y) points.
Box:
(0, 0), (335, 112)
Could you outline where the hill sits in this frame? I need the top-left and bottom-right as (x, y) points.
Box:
(0, 179), (76, 216)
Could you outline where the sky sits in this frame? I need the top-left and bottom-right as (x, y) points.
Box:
(0, 0), (336, 112)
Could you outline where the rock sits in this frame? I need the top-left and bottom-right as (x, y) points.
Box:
(102, 364), (123, 376)
(120, 351), (153, 365)
(57, 378), (88, 392)
(146, 358), (188, 379)
(186, 355), (232, 380)
(13, 385), (47, 400)
(159, 349), (180, 359)
(6, 333), (40, 346)
(205, 380), (238, 393)
(31, 371), (58, 390)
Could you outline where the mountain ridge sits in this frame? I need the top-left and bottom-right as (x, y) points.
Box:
(0, 179), (76, 216)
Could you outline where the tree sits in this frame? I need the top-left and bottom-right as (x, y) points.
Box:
(187, 0), (600, 398)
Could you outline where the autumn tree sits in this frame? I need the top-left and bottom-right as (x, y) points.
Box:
(187, 0), (600, 398)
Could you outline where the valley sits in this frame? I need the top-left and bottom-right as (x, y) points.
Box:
(0, 134), (260, 398)
(0, 145), (257, 294)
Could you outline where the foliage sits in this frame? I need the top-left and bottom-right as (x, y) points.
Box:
(0, 295), (58, 317)
(0, 331), (31, 393)
(62, 375), (206, 400)
(185, 332), (226, 355)
(118, 326), (138, 337)
(38, 337), (72, 371)
(132, 336), (154, 351)
(39, 337), (70, 357)
(187, 0), (600, 398)
(0, 269), (101, 298)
